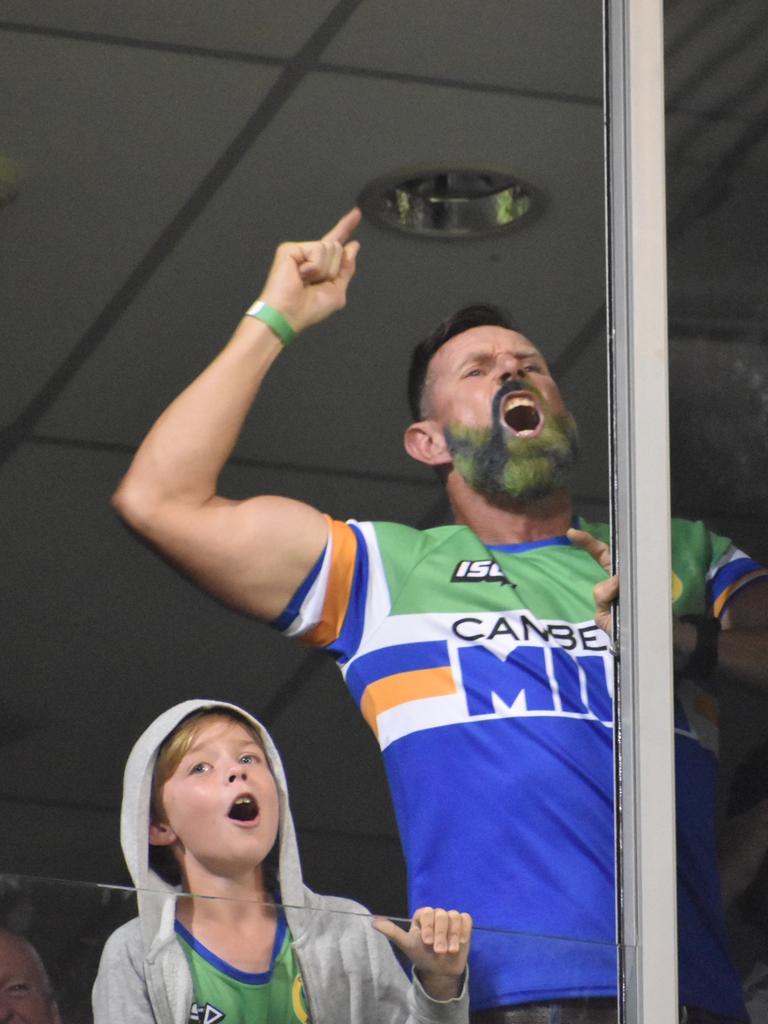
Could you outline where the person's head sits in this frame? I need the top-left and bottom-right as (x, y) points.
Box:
(0, 929), (61, 1024)
(404, 304), (579, 505)
(148, 709), (280, 892)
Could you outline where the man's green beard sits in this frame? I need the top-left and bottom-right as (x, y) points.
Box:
(444, 410), (579, 505)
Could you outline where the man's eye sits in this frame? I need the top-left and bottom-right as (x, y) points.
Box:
(189, 762), (210, 774)
(239, 753), (258, 765)
(464, 368), (482, 378)
(7, 982), (32, 994)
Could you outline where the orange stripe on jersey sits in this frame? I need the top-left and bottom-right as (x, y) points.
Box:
(301, 518), (358, 648)
(361, 667), (457, 736)
(694, 691), (719, 727)
(712, 569), (768, 619)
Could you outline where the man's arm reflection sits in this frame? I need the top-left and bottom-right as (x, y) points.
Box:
(721, 740), (768, 1021)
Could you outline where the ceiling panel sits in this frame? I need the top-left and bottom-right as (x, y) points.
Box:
(322, 0), (603, 99)
(267, 656), (399, 837)
(0, 443), (439, 823)
(0, 30), (280, 429)
(555, 334), (609, 506)
(39, 71), (606, 499)
(665, 0), (768, 115)
(669, 333), (768, 521)
(667, 110), (749, 168)
(0, 445), (305, 805)
(0, 1), (338, 56)
(0, 802), (122, 883)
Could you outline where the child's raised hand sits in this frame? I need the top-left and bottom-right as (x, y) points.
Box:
(373, 907), (472, 1001)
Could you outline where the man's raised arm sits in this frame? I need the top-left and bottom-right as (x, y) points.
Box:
(112, 209), (361, 621)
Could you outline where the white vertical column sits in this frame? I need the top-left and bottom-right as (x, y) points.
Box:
(605, 0), (678, 1021)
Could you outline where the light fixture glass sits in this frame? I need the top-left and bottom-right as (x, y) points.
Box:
(358, 167), (539, 238)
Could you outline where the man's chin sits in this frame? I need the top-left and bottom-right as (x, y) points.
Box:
(469, 442), (579, 503)
(446, 415), (579, 505)
(478, 472), (573, 507)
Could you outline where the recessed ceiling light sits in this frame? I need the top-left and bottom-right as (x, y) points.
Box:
(358, 167), (540, 239)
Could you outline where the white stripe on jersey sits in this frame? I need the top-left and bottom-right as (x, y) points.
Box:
(283, 532), (334, 638)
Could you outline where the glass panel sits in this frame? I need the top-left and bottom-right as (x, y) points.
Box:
(1, 2), (615, 1022)
(665, 1), (768, 1021)
(1, 873), (622, 1024)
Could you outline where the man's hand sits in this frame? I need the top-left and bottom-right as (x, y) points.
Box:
(259, 207), (361, 335)
(373, 907), (472, 1001)
(567, 527), (618, 636)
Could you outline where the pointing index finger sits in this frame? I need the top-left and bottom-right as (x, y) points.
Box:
(323, 207), (362, 245)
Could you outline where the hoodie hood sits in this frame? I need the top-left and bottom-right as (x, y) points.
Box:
(120, 699), (306, 947)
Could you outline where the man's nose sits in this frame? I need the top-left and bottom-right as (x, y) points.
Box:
(499, 365), (525, 384)
(228, 768), (247, 783)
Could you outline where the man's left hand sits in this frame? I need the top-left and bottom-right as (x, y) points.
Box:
(567, 527), (618, 636)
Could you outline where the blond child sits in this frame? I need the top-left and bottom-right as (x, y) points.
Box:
(93, 699), (471, 1023)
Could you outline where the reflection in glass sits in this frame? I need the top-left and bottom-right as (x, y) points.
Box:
(0, 4), (616, 1022)
(665, 1), (768, 1021)
(0, 917), (63, 1024)
(0, 874), (622, 1024)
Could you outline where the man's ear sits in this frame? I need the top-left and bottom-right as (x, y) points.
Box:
(149, 820), (177, 847)
(404, 420), (452, 467)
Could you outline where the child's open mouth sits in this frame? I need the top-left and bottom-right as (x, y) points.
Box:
(228, 794), (259, 822)
(502, 393), (543, 437)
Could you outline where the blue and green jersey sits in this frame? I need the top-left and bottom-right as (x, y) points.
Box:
(274, 516), (765, 1016)
(176, 916), (309, 1024)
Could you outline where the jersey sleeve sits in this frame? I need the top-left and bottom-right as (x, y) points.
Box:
(671, 518), (768, 618)
(706, 540), (768, 618)
(269, 516), (372, 663)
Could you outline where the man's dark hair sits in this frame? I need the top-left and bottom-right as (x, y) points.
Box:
(407, 303), (520, 420)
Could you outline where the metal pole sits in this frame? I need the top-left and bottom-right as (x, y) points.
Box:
(605, 0), (678, 1020)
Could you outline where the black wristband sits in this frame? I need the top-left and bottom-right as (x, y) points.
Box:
(679, 614), (721, 680)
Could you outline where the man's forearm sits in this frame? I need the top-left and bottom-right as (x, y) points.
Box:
(674, 609), (768, 692)
(714, 627), (768, 691)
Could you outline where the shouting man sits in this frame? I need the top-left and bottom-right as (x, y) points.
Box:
(113, 210), (768, 1023)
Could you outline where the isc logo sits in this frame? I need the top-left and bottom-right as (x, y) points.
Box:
(451, 560), (515, 586)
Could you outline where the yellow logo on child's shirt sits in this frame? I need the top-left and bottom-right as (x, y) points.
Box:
(292, 974), (309, 1023)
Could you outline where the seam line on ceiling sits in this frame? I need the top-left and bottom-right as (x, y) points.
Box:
(0, 0), (365, 470)
(0, 19), (603, 107)
(27, 435), (441, 489)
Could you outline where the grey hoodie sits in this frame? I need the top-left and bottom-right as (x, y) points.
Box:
(92, 699), (468, 1024)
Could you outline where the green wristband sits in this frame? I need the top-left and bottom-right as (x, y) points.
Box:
(245, 300), (297, 347)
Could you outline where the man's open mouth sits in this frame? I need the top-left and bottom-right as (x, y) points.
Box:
(228, 794), (259, 823)
(502, 394), (543, 437)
